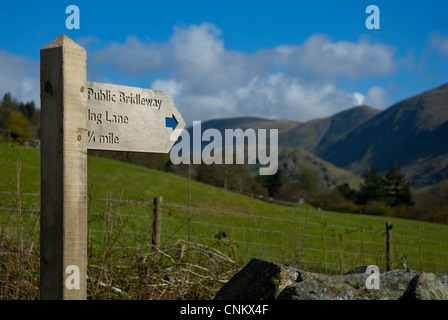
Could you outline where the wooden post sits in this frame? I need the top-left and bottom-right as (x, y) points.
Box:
(178, 243), (186, 260)
(152, 197), (163, 251)
(386, 221), (393, 271)
(417, 222), (423, 271)
(40, 34), (87, 300)
(297, 207), (308, 268)
(320, 208), (327, 274)
(338, 233), (344, 274)
(358, 223), (365, 266)
(293, 207), (297, 261)
(442, 236), (446, 275)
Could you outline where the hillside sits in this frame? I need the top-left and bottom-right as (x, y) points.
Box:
(196, 105), (380, 152)
(276, 146), (362, 188)
(315, 83), (448, 187)
(0, 142), (357, 213)
(194, 83), (448, 189)
(279, 105), (381, 151)
(3, 82), (448, 192)
(313, 105), (381, 154)
(1, 142), (448, 280)
(187, 110), (371, 189)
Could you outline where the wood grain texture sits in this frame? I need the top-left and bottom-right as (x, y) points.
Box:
(40, 34), (87, 300)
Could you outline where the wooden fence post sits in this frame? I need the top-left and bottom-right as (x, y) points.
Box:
(417, 222), (423, 271)
(293, 207), (297, 261)
(297, 207), (308, 268)
(152, 197), (163, 251)
(320, 208), (327, 274)
(386, 221), (393, 271)
(178, 243), (186, 260)
(358, 224), (365, 266)
(442, 236), (446, 275)
(40, 34), (87, 300)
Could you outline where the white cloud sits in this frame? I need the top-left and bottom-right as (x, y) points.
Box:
(171, 23), (225, 76)
(429, 32), (448, 58)
(91, 36), (168, 76)
(151, 79), (183, 98)
(158, 73), (366, 124)
(352, 92), (365, 106)
(274, 35), (396, 79)
(75, 36), (102, 49)
(364, 86), (389, 109)
(0, 51), (39, 105)
(0, 24), (397, 122)
(86, 23), (399, 123)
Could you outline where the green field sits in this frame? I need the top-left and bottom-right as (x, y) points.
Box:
(1, 142), (447, 277)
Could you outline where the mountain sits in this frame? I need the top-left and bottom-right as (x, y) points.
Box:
(315, 83), (448, 187)
(192, 105), (380, 152)
(186, 111), (371, 188)
(276, 147), (362, 188)
(313, 105), (381, 153)
(186, 82), (448, 189)
(189, 116), (316, 150)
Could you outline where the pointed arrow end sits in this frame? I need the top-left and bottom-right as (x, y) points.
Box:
(166, 115), (178, 130)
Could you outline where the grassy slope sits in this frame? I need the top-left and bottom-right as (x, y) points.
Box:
(1, 143), (447, 274)
(278, 146), (362, 188)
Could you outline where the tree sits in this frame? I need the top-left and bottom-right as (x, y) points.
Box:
(301, 168), (317, 191)
(358, 165), (385, 204)
(5, 111), (33, 140)
(256, 167), (284, 198)
(19, 101), (35, 120)
(196, 163), (268, 196)
(1, 92), (17, 111)
(384, 163), (414, 206)
(2, 92), (12, 103)
(336, 183), (358, 202)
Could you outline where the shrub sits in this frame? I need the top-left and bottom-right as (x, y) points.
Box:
(338, 202), (362, 214)
(362, 200), (394, 216)
(5, 111), (33, 141)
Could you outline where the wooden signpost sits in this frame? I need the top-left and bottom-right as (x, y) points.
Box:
(86, 81), (185, 153)
(40, 34), (185, 300)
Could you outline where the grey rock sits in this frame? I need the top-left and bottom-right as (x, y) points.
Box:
(215, 258), (448, 300)
(277, 276), (360, 300)
(278, 269), (422, 300)
(437, 274), (448, 286)
(400, 272), (448, 300)
(344, 265), (384, 275)
(214, 257), (316, 300)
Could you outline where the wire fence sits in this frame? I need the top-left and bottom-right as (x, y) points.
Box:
(1, 191), (447, 275)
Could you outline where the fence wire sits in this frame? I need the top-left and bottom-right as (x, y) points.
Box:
(1, 191), (447, 274)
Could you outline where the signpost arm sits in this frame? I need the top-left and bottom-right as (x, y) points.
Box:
(40, 34), (87, 300)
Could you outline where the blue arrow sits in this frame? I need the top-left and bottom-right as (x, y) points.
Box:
(165, 114), (178, 130)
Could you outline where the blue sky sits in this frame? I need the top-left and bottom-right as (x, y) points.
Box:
(1, 0), (447, 125)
